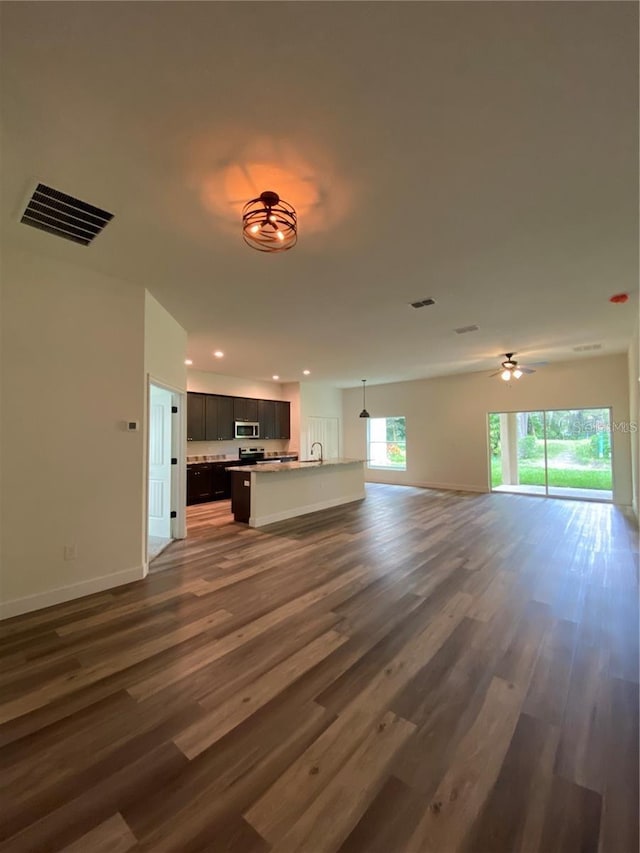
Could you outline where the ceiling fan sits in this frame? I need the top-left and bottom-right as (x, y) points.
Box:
(490, 353), (543, 381)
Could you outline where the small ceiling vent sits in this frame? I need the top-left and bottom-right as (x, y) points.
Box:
(454, 324), (479, 334)
(410, 298), (436, 309)
(573, 343), (602, 352)
(20, 183), (113, 246)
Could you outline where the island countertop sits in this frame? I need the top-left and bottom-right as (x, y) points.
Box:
(229, 458), (365, 526)
(227, 458), (364, 473)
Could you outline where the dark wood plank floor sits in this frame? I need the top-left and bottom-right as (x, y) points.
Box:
(1, 484), (638, 853)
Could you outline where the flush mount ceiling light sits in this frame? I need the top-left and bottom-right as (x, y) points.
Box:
(242, 190), (297, 252)
(359, 379), (370, 418)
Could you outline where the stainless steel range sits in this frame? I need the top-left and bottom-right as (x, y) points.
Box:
(238, 447), (265, 464)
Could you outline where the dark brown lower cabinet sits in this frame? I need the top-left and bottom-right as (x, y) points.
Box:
(187, 464), (213, 504)
(231, 471), (251, 523)
(187, 462), (236, 505)
(211, 464), (228, 500)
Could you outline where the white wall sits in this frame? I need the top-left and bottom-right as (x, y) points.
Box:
(145, 291), (187, 392)
(282, 382), (301, 453)
(628, 320), (639, 519)
(0, 249), (147, 617)
(343, 354), (633, 506)
(188, 370), (286, 400)
(186, 369), (295, 457)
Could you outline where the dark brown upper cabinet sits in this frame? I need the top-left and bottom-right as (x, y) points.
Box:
(186, 393), (206, 441)
(188, 392), (290, 442)
(275, 400), (291, 439)
(216, 396), (235, 440)
(234, 397), (258, 423)
(205, 395), (235, 441)
(258, 399), (277, 439)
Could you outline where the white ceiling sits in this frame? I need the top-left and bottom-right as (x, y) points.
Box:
(1, 2), (637, 387)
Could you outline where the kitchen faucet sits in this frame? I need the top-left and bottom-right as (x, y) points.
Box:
(311, 441), (324, 462)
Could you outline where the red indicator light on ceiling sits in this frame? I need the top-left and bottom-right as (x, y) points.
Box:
(609, 293), (629, 303)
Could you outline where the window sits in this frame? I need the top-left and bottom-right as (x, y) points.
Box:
(368, 416), (406, 470)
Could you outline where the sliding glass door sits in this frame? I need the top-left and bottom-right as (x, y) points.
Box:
(489, 411), (547, 496)
(545, 409), (613, 498)
(489, 407), (613, 501)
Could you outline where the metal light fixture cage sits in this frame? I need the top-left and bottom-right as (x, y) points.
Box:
(242, 191), (297, 252)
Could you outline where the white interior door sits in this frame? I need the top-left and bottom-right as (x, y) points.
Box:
(149, 384), (172, 539)
(306, 416), (340, 459)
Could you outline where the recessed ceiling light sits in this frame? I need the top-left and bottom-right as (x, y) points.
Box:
(184, 359), (193, 365)
(272, 374), (280, 380)
(303, 369), (311, 376)
(213, 351), (224, 358)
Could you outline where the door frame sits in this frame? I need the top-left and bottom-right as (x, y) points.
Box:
(144, 375), (187, 573)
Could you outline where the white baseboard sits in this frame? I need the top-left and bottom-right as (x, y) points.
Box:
(0, 565), (145, 620)
(367, 478), (488, 494)
(410, 481), (489, 494)
(250, 492), (365, 528)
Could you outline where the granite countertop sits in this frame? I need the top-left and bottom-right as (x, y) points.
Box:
(187, 452), (299, 464)
(227, 458), (365, 473)
(187, 455), (236, 463)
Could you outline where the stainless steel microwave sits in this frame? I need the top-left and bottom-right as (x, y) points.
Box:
(235, 421), (260, 439)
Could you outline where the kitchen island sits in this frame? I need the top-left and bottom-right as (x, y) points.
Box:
(228, 459), (365, 527)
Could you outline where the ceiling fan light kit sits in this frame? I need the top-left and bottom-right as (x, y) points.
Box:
(493, 353), (536, 381)
(242, 191), (297, 252)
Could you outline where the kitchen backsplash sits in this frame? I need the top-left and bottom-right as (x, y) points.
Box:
(185, 439), (293, 458)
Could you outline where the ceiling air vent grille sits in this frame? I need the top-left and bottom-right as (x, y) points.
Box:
(410, 298), (436, 309)
(454, 324), (479, 334)
(573, 344), (602, 352)
(20, 183), (113, 246)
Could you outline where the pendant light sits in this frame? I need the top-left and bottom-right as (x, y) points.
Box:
(242, 191), (297, 252)
(359, 379), (370, 418)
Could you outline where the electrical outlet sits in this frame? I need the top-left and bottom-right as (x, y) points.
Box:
(64, 544), (77, 560)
